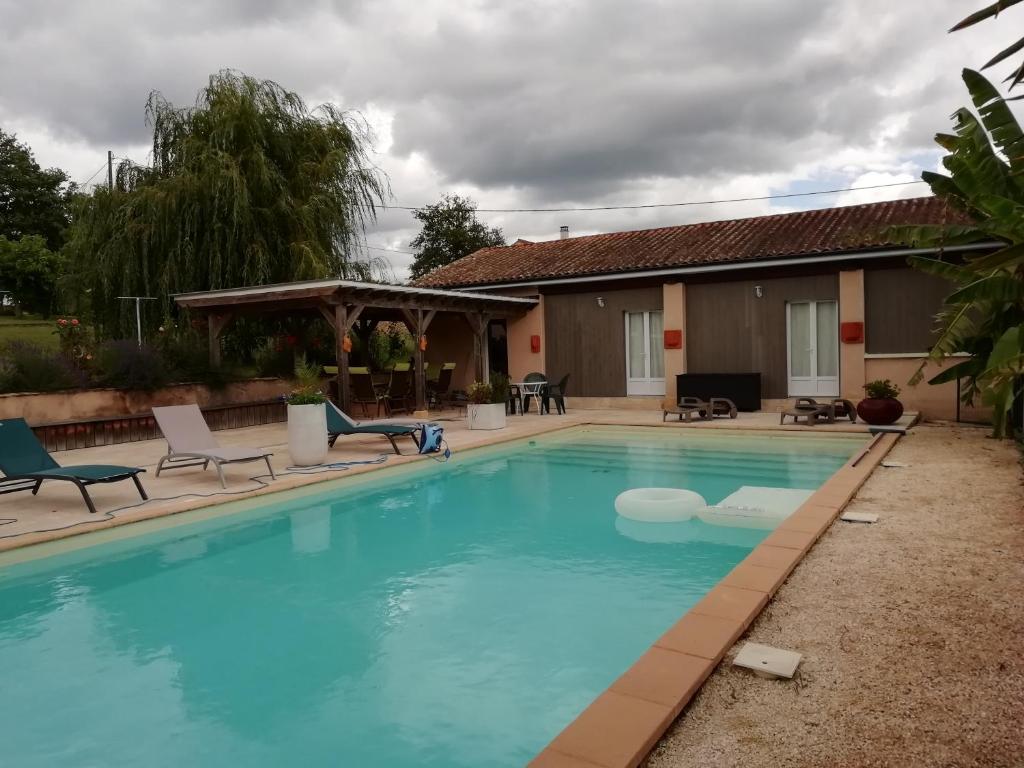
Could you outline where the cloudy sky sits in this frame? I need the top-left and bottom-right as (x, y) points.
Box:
(0, 0), (1010, 280)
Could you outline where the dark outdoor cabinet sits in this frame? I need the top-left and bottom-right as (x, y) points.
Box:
(676, 373), (762, 411)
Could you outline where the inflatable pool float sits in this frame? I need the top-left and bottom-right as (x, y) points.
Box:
(614, 487), (707, 522)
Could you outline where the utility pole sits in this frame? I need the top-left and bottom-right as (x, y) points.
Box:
(116, 296), (157, 347)
(107, 150), (114, 190)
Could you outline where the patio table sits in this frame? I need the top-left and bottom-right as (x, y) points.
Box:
(512, 380), (546, 415)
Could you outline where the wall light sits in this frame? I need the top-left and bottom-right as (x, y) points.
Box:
(754, 285), (764, 299)
(596, 297), (605, 308)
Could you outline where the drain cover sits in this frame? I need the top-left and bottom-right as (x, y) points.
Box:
(733, 642), (802, 679)
(840, 511), (879, 523)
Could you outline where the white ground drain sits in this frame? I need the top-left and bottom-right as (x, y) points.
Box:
(840, 510), (880, 523)
(733, 642), (802, 679)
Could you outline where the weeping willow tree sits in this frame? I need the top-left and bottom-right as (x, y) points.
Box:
(888, 70), (1024, 437)
(66, 70), (390, 338)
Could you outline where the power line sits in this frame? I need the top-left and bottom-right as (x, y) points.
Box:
(360, 244), (416, 256)
(380, 179), (928, 213)
(76, 162), (110, 188)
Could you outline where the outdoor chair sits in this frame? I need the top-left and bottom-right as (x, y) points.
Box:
(0, 417), (147, 514)
(351, 367), (388, 417)
(675, 397), (714, 421)
(325, 401), (429, 455)
(779, 397), (835, 426)
(676, 396), (738, 420)
(662, 400), (708, 422)
(507, 383), (523, 415)
(521, 372), (548, 414)
(428, 363), (455, 408)
(542, 374), (570, 415)
(830, 398), (858, 423)
(152, 404), (275, 488)
(386, 365), (413, 414)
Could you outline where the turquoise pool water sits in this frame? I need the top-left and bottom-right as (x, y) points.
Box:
(0, 427), (861, 767)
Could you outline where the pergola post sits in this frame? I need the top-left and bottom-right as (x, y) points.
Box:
(463, 312), (489, 382)
(207, 312), (232, 368)
(402, 307), (436, 414)
(321, 302), (364, 413)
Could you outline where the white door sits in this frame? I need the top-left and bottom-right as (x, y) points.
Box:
(625, 311), (665, 396)
(787, 300), (838, 396)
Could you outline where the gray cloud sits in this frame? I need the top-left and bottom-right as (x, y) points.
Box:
(0, 0), (1010, 278)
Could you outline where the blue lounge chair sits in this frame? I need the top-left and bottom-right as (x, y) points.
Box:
(0, 418), (147, 514)
(325, 401), (429, 455)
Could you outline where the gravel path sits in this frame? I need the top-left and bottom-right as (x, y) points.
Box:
(648, 424), (1024, 768)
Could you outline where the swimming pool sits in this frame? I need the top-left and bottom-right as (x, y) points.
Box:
(0, 427), (863, 767)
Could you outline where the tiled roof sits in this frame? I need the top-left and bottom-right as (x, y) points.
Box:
(415, 197), (966, 288)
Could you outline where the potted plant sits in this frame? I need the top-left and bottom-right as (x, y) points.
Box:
(286, 357), (328, 465)
(466, 373), (510, 430)
(856, 379), (904, 426)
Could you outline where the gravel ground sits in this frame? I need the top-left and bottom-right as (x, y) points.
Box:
(648, 423), (1024, 768)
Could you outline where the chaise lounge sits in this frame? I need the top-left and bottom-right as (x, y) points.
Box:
(0, 417), (147, 514)
(780, 397), (834, 425)
(325, 401), (430, 455)
(152, 404), (275, 488)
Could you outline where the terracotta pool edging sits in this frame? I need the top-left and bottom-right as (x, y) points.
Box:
(528, 431), (900, 768)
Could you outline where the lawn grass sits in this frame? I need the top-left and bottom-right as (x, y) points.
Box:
(0, 316), (60, 349)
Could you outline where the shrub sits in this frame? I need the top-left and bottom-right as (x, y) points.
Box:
(286, 356), (326, 405)
(0, 341), (88, 393)
(467, 381), (492, 404)
(253, 337), (296, 378)
(864, 379), (901, 399)
(367, 324), (413, 371)
(94, 341), (169, 391)
(489, 372), (511, 405)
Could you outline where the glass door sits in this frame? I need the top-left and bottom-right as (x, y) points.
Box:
(786, 300), (838, 396)
(625, 311), (665, 396)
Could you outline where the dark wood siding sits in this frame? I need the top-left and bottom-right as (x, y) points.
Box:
(543, 286), (662, 396)
(865, 266), (950, 353)
(686, 273), (838, 398)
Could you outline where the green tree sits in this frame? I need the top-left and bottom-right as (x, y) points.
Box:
(0, 129), (74, 250)
(65, 70), (390, 338)
(408, 195), (505, 281)
(0, 234), (65, 316)
(888, 70), (1024, 437)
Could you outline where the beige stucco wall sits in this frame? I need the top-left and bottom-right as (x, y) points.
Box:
(507, 295), (545, 382)
(864, 357), (989, 422)
(424, 312), (476, 391)
(662, 282), (687, 406)
(0, 378), (291, 424)
(839, 269), (867, 401)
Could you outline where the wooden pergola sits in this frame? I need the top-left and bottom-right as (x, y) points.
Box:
(174, 279), (537, 414)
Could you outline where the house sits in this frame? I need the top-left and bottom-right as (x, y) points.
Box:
(415, 197), (989, 421)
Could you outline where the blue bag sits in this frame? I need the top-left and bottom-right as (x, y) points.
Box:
(417, 424), (450, 459)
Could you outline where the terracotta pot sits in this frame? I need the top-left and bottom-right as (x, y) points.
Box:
(856, 397), (904, 426)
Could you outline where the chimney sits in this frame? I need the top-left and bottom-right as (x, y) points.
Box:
(559, 225), (569, 240)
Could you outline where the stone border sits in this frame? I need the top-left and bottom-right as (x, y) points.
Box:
(528, 431), (899, 768)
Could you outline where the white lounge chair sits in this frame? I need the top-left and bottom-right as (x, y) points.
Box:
(152, 404), (275, 488)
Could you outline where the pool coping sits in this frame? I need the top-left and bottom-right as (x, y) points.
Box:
(528, 431), (900, 768)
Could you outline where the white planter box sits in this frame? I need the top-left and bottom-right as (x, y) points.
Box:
(287, 402), (328, 466)
(467, 402), (507, 430)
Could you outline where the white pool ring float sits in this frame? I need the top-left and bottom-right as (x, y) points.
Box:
(614, 488), (706, 522)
